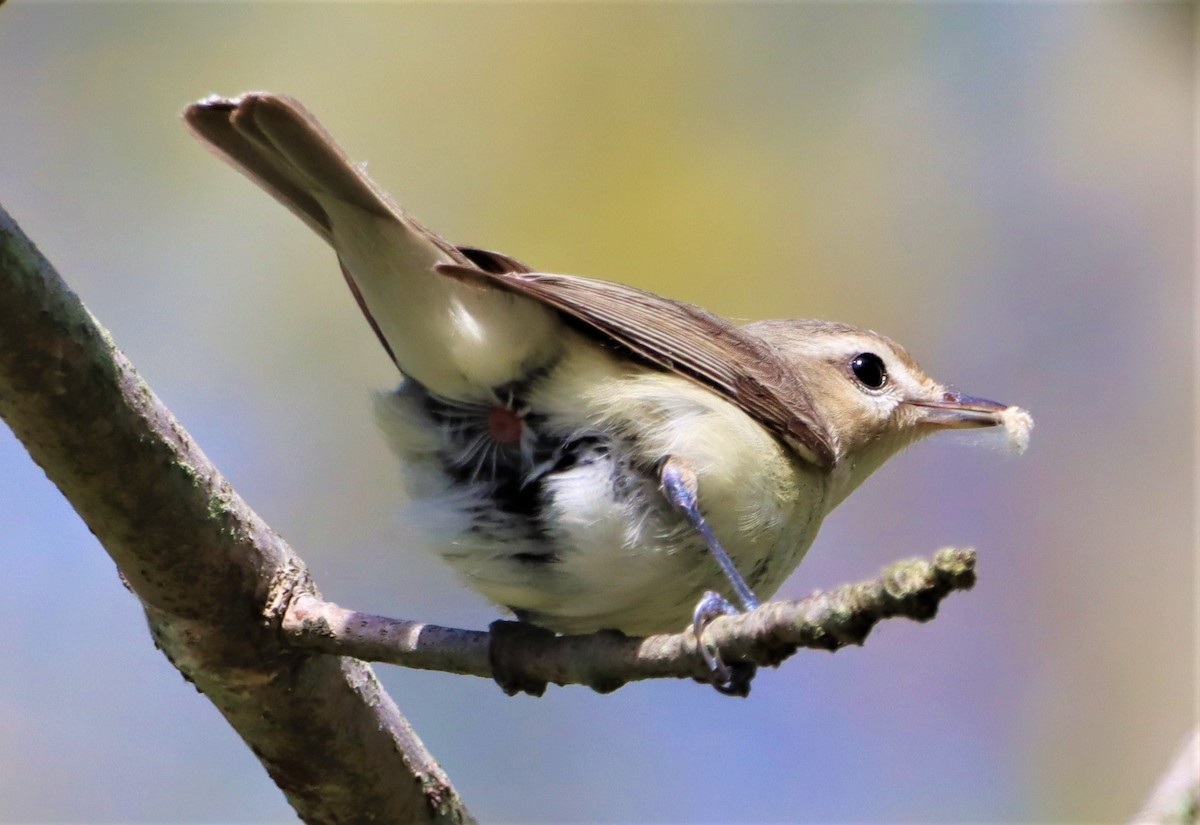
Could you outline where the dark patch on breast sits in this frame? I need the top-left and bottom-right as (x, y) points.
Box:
(550, 434), (608, 472)
(511, 550), (560, 564)
(420, 384), (620, 541)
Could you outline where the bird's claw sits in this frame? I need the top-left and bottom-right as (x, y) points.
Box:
(692, 590), (757, 697)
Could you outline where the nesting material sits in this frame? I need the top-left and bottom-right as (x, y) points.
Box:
(1000, 406), (1034, 454)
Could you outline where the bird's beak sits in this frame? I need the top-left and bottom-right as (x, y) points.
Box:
(908, 391), (1010, 429)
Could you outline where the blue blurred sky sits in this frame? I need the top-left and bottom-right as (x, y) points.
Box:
(0, 5), (1192, 823)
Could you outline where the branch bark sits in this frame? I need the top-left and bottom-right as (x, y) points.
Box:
(0, 204), (471, 825)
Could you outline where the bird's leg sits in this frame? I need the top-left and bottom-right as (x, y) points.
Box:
(659, 458), (760, 611)
(660, 457), (759, 697)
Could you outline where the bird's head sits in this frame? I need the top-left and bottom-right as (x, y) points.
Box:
(745, 319), (1030, 509)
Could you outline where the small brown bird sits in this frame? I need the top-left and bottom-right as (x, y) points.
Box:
(185, 93), (1031, 694)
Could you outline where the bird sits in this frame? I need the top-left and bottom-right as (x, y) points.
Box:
(184, 92), (1031, 695)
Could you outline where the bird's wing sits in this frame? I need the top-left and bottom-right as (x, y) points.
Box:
(437, 263), (835, 467)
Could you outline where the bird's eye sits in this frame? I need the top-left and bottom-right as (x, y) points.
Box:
(850, 353), (888, 389)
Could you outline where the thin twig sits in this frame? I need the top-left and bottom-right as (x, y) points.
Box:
(282, 548), (977, 695)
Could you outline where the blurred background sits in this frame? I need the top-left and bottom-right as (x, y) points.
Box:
(0, 5), (1193, 823)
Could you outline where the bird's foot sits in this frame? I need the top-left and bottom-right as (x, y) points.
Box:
(692, 590), (757, 697)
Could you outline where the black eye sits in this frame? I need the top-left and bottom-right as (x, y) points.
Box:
(850, 352), (887, 389)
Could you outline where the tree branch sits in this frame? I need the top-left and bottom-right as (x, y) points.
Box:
(282, 548), (977, 695)
(0, 203), (472, 825)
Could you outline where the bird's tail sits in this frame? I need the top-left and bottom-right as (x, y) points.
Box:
(183, 93), (560, 399)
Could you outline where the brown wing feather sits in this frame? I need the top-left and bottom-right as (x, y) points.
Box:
(436, 263), (835, 466)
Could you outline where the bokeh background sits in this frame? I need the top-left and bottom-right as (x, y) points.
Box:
(0, 4), (1193, 823)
